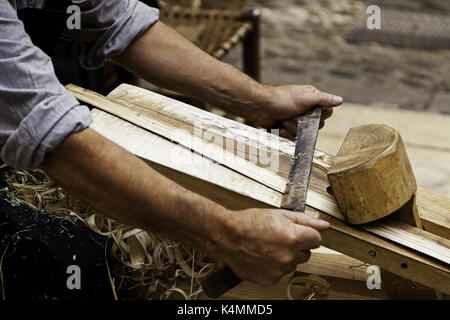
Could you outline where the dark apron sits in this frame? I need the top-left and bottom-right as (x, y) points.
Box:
(17, 0), (70, 56)
(17, 0), (160, 95)
(0, 2), (112, 300)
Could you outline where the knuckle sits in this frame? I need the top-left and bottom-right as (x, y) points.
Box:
(277, 253), (295, 266)
(319, 92), (330, 101)
(298, 228), (322, 248)
(285, 227), (300, 244)
(304, 85), (316, 91)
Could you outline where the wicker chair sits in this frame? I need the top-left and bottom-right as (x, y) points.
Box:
(159, 0), (261, 80)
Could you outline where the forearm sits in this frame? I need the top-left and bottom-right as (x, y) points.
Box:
(112, 21), (272, 121)
(40, 128), (230, 255)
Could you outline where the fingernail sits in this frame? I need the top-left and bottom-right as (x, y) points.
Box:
(320, 221), (330, 228)
(333, 96), (343, 104)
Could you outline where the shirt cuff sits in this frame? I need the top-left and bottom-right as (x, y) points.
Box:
(80, 3), (160, 69)
(0, 94), (92, 171)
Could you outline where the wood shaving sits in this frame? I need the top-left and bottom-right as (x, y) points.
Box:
(0, 167), (216, 300)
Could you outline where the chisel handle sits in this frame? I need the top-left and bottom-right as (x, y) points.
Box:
(202, 265), (242, 298)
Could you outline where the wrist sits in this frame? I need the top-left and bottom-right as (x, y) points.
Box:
(207, 64), (274, 119)
(205, 208), (240, 257)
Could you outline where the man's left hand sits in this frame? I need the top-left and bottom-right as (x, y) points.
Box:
(249, 85), (344, 140)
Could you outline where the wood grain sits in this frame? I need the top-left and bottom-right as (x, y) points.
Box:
(328, 124), (417, 224)
(417, 187), (450, 240)
(315, 103), (450, 197)
(67, 84), (450, 293)
(364, 221), (450, 265)
(68, 84), (288, 193)
(90, 109), (450, 293)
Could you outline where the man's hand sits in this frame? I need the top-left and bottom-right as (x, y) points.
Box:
(219, 208), (329, 287)
(246, 85), (343, 140)
(41, 128), (330, 288)
(113, 22), (343, 140)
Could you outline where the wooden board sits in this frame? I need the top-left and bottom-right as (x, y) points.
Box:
(67, 84), (450, 294)
(70, 84), (450, 241)
(95, 84), (450, 265)
(204, 274), (388, 300)
(89, 105), (450, 265)
(417, 188), (450, 239)
(297, 247), (369, 281)
(308, 165), (450, 265)
(198, 249), (384, 300)
(69, 83), (294, 180)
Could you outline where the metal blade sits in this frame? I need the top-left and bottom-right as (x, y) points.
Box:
(281, 106), (322, 212)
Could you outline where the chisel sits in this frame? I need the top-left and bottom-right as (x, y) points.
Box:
(202, 106), (323, 298)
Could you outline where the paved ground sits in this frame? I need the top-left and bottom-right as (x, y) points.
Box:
(225, 0), (450, 114)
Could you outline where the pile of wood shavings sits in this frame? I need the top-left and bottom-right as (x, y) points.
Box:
(0, 164), (215, 300)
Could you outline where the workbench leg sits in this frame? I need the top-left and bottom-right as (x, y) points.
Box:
(242, 9), (261, 82)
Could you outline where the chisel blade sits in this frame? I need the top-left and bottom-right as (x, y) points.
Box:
(281, 106), (322, 212)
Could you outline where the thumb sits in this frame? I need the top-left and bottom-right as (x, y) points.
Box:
(304, 91), (343, 108)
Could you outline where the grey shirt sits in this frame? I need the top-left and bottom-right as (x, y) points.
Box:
(0, 0), (159, 170)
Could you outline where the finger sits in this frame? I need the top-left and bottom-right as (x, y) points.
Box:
(297, 250), (312, 264)
(280, 128), (296, 141)
(284, 211), (330, 230)
(279, 260), (300, 274)
(281, 119), (297, 137)
(321, 107), (333, 121)
(303, 91), (343, 108)
(294, 225), (322, 251)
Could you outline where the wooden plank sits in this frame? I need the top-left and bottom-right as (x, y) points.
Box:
(297, 247), (369, 281)
(68, 83), (294, 178)
(89, 108), (450, 294)
(98, 86), (450, 260)
(200, 248), (377, 300)
(90, 109), (282, 209)
(205, 275), (387, 300)
(308, 164), (450, 264)
(108, 84), (296, 159)
(309, 206), (450, 295)
(73, 84), (450, 293)
(416, 188), (450, 240)
(71, 84), (450, 241)
(101, 84), (450, 238)
(94, 87), (450, 261)
(365, 221), (450, 265)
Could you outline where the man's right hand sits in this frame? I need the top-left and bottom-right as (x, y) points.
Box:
(218, 208), (330, 287)
(42, 128), (329, 289)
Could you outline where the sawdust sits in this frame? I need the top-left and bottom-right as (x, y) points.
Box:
(0, 165), (215, 300)
(0, 165), (325, 300)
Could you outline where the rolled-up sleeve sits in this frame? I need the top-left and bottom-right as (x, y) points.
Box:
(0, 0), (92, 170)
(1, 0), (159, 170)
(64, 0), (160, 69)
